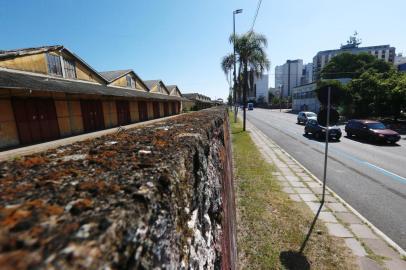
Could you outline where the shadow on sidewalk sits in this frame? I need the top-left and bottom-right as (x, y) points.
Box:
(280, 251), (310, 270)
(280, 201), (324, 269)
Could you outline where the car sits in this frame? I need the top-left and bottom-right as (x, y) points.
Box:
(297, 111), (317, 124)
(305, 119), (342, 140)
(345, 119), (401, 144)
(247, 103), (254, 110)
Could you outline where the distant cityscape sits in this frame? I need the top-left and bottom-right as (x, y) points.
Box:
(244, 36), (406, 113)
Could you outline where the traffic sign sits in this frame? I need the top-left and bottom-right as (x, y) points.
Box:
(317, 108), (339, 126)
(317, 85), (342, 105)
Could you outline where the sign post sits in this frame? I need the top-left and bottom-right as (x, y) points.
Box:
(321, 86), (331, 203)
(300, 86), (334, 253)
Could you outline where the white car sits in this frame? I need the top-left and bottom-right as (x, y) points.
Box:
(297, 111), (317, 124)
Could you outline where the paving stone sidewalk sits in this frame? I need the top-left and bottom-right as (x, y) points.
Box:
(246, 120), (406, 270)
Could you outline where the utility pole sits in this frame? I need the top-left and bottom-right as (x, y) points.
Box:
(287, 60), (291, 108)
(233, 9), (242, 122)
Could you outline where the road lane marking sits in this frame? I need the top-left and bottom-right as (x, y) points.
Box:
(247, 121), (406, 256)
(248, 113), (406, 185)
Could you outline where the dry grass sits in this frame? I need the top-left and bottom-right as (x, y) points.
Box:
(231, 113), (357, 270)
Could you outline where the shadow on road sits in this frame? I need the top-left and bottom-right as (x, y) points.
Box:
(283, 109), (297, 115)
(302, 134), (341, 143)
(344, 135), (401, 147)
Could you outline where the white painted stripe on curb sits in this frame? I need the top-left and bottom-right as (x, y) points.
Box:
(246, 119), (406, 257)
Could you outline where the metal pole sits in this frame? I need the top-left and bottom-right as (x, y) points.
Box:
(299, 86), (331, 254)
(233, 12), (237, 122)
(321, 86), (331, 203)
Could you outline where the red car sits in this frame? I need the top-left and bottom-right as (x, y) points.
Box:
(345, 119), (401, 144)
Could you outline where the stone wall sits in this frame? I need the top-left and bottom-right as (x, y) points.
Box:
(0, 107), (236, 269)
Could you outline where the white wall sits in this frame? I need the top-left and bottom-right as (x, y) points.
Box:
(292, 83), (320, 113)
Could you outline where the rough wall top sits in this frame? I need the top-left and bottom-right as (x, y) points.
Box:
(0, 106), (234, 269)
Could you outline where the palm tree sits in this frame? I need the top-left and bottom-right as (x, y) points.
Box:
(221, 53), (234, 86)
(232, 31), (270, 130)
(221, 54), (235, 107)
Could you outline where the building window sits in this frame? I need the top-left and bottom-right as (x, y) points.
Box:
(46, 53), (62, 76)
(63, 58), (76, 79)
(126, 75), (135, 88)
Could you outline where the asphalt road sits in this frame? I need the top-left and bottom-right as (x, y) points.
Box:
(244, 108), (406, 250)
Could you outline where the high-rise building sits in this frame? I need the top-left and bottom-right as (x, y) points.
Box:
(395, 53), (406, 65)
(275, 59), (312, 98)
(275, 65), (283, 92)
(301, 63), (313, 85)
(247, 72), (269, 103)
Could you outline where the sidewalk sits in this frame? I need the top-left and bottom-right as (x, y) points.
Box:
(245, 120), (406, 270)
(0, 114), (179, 162)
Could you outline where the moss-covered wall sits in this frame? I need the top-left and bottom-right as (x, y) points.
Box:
(0, 107), (236, 269)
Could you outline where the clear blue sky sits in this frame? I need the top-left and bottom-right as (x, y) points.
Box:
(1, 0), (405, 100)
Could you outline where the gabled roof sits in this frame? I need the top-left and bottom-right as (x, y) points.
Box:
(183, 93), (199, 99)
(99, 69), (150, 91)
(99, 69), (132, 82)
(166, 85), (175, 90)
(144, 80), (160, 89)
(166, 85), (182, 97)
(0, 68), (182, 101)
(144, 80), (170, 95)
(183, 93), (212, 103)
(0, 45), (108, 83)
(0, 45), (63, 59)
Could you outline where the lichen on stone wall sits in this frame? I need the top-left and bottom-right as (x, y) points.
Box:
(0, 107), (235, 269)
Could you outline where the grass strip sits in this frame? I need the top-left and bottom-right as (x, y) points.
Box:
(231, 112), (356, 269)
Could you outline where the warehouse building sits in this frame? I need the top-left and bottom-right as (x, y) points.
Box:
(0, 45), (183, 149)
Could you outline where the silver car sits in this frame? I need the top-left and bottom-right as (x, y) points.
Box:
(297, 111), (317, 124)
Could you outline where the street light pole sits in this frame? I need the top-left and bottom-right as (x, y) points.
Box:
(233, 9), (242, 122)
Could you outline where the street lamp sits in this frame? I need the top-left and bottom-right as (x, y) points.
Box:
(279, 84), (283, 112)
(233, 9), (242, 121)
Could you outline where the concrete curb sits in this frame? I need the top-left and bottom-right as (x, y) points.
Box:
(240, 116), (406, 269)
(275, 140), (406, 258)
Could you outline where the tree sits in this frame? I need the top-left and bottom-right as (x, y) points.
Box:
(221, 54), (235, 109)
(319, 52), (404, 119)
(221, 54), (234, 84)
(268, 89), (275, 103)
(257, 96), (265, 105)
(316, 80), (349, 105)
(271, 96), (281, 105)
(232, 31), (270, 130)
(320, 52), (392, 80)
(389, 73), (406, 120)
(227, 94), (233, 106)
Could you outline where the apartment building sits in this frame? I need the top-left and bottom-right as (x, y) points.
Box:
(274, 60), (305, 98)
